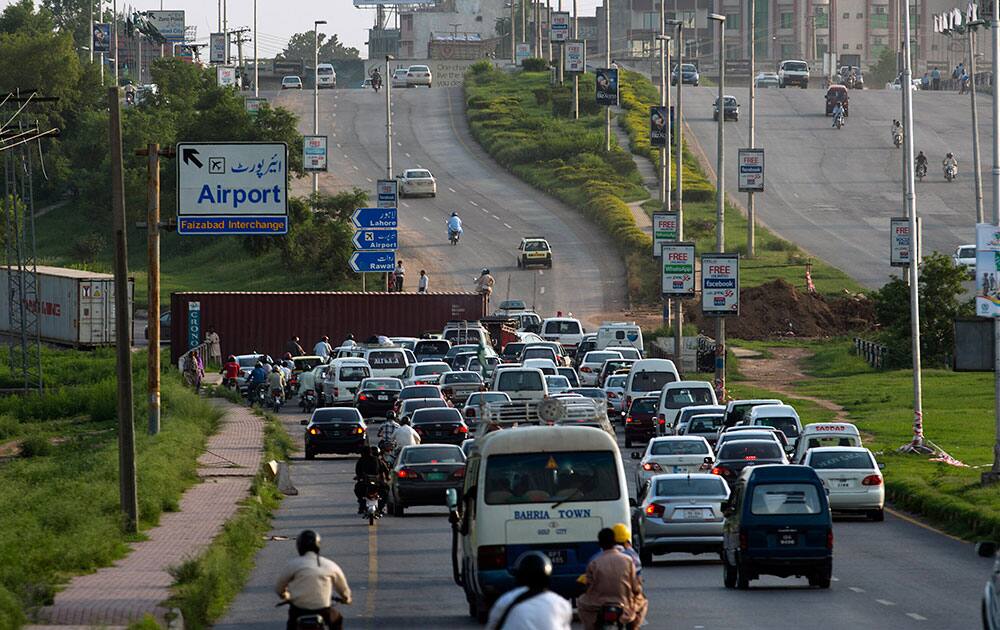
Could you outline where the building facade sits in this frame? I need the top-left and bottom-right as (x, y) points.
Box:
(399, 0), (506, 59)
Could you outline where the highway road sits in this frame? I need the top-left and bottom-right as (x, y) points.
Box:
(215, 405), (991, 629)
(266, 87), (625, 326)
(682, 85), (990, 288)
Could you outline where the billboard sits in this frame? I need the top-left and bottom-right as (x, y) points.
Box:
(244, 97), (267, 115)
(595, 68), (618, 106)
(650, 106), (669, 147)
(516, 43), (531, 65)
(976, 223), (1000, 318)
(147, 10), (185, 43)
(93, 23), (110, 53)
(738, 148), (764, 192)
(303, 135), (328, 172)
(216, 66), (236, 87)
(889, 216), (913, 267)
(652, 212), (678, 256)
(551, 12), (570, 42)
(210, 32), (226, 64)
(661, 242), (695, 297)
(701, 254), (739, 315)
(564, 40), (585, 73)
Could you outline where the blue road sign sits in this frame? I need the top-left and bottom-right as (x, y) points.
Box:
(349, 251), (397, 273)
(352, 207), (397, 229)
(352, 229), (398, 250)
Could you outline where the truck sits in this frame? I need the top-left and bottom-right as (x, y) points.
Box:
(169, 291), (486, 365)
(0, 265), (134, 348)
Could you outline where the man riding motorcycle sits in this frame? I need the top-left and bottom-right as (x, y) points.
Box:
(915, 151), (929, 178)
(247, 361), (268, 404)
(371, 68), (382, 91)
(354, 446), (390, 514)
(891, 119), (903, 145)
(221, 355), (240, 389)
(475, 268), (495, 298)
(577, 528), (647, 630)
(486, 552), (572, 630)
(267, 365), (287, 408)
(275, 530), (352, 630)
(447, 212), (463, 244)
(831, 102), (845, 128)
(943, 152), (958, 179)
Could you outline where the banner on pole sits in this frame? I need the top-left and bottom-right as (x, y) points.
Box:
(595, 68), (619, 106)
(93, 23), (111, 53)
(516, 43), (531, 65)
(652, 212), (678, 256)
(701, 254), (740, 316)
(650, 106), (669, 147)
(890, 216), (913, 267)
(737, 148), (764, 192)
(210, 32), (226, 63)
(564, 40), (586, 73)
(976, 223), (1000, 317)
(303, 135), (328, 172)
(661, 242), (695, 297)
(551, 11), (570, 41)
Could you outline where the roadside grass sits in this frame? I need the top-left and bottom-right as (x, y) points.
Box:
(0, 347), (222, 621)
(730, 338), (1000, 541)
(166, 408), (293, 630)
(33, 201), (359, 308)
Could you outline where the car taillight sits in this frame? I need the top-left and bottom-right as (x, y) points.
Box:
(355, 427), (365, 435)
(477, 545), (506, 570)
(454, 424), (469, 434)
(580, 366), (592, 373)
(711, 465), (729, 477)
(308, 427), (319, 435)
(358, 393), (368, 401)
(641, 462), (662, 472)
(397, 468), (421, 479)
(861, 475), (883, 486)
(739, 529), (748, 551)
(827, 528), (834, 550)
(625, 416), (633, 424)
(645, 503), (665, 517)
(452, 467), (466, 479)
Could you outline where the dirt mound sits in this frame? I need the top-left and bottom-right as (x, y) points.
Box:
(685, 279), (874, 340)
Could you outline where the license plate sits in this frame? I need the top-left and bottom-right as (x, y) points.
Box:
(680, 508), (705, 520)
(779, 533), (797, 545)
(331, 431), (341, 437)
(545, 550), (568, 565)
(672, 465), (691, 473)
(425, 472), (447, 481)
(378, 395), (388, 401)
(836, 480), (852, 488)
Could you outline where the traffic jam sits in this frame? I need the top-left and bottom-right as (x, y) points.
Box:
(229, 301), (885, 624)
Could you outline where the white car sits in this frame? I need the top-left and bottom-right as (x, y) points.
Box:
(777, 59), (809, 88)
(603, 374), (627, 415)
(400, 361), (451, 387)
(577, 350), (624, 386)
(406, 64), (433, 87)
(953, 244), (975, 273)
(754, 72), (779, 88)
(801, 446), (885, 521)
(281, 75), (303, 89)
(391, 68), (409, 88)
(886, 75), (921, 91)
(540, 317), (585, 355)
(398, 168), (437, 198)
(632, 436), (714, 495)
(544, 374), (572, 395)
(656, 380), (718, 429)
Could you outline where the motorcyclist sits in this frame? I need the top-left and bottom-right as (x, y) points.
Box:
(247, 361), (268, 403)
(891, 119), (903, 141)
(486, 551), (572, 630)
(447, 212), (463, 241)
(831, 102), (845, 127)
(262, 355), (274, 375)
(915, 151), (929, 176)
(577, 528), (647, 630)
(354, 446), (390, 514)
(475, 268), (495, 296)
(221, 355), (240, 388)
(275, 530), (352, 630)
(390, 415), (421, 453)
(267, 365), (286, 405)
(371, 67), (382, 90)
(943, 152), (958, 176)
(298, 365), (318, 397)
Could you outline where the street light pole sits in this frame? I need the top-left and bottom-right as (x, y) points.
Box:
(709, 12), (726, 401)
(509, 3), (516, 64)
(992, 0), (1000, 475)
(313, 20), (326, 198)
(386, 54), (394, 181)
(604, 0), (611, 151)
(970, 28), (984, 224)
(656, 35), (670, 207)
(253, 0), (258, 97)
(747, 0), (756, 257)
(669, 18), (684, 361)
(113, 0), (118, 85)
(573, 0), (579, 119)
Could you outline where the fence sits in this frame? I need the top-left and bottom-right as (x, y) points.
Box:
(853, 337), (888, 369)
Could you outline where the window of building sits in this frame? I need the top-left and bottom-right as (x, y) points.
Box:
(843, 12), (850, 19)
(726, 13), (739, 29)
(856, 12), (864, 19)
(642, 12), (659, 29)
(815, 7), (828, 28)
(842, 42), (849, 49)
(855, 43), (863, 49)
(871, 5), (888, 29)
(780, 12), (794, 28)
(781, 43), (796, 58)
(816, 42), (828, 56)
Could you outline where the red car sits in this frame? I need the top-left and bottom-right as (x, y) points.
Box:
(825, 85), (850, 116)
(624, 395), (659, 448)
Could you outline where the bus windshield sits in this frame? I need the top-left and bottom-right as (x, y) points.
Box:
(484, 451), (620, 505)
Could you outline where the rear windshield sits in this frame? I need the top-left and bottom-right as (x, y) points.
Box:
(804, 435), (860, 449)
(409, 65), (430, 72)
(784, 61), (808, 71)
(497, 371), (544, 391)
(407, 169), (432, 178)
(959, 246), (976, 258)
(503, 343), (525, 357)
(317, 66), (334, 75)
(445, 330), (485, 344)
(755, 416), (800, 437)
(546, 376), (570, 389)
(687, 415), (723, 433)
(616, 348), (641, 360)
(629, 398), (658, 414)
(402, 398), (448, 412)
(468, 392), (510, 405)
(484, 451), (620, 505)
(401, 446), (463, 464)
(544, 321), (581, 335)
(651, 440), (709, 455)
(238, 356), (261, 367)
(415, 364), (450, 376)
(361, 378), (401, 390)
(569, 388), (604, 399)
(401, 386), (440, 399)
(728, 402), (774, 425)
(751, 483), (822, 515)
(655, 477), (726, 497)
(411, 408), (463, 424)
(719, 442), (783, 460)
(338, 366), (369, 381)
(631, 370), (676, 392)
(443, 372), (482, 384)
(664, 387), (714, 409)
(415, 340), (450, 355)
(606, 375), (626, 388)
(367, 351), (405, 369)
(523, 348), (557, 360)
(809, 451), (873, 469)
(312, 409), (361, 423)
(585, 352), (623, 364)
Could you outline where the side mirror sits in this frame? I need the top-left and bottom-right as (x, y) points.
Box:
(977, 541), (998, 557)
(300, 419), (308, 426)
(445, 488), (458, 510)
(878, 462), (886, 470)
(628, 497), (637, 508)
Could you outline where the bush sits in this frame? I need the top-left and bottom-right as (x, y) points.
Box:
(0, 585), (25, 630)
(19, 434), (52, 458)
(532, 87), (550, 105)
(0, 415), (18, 441)
(469, 59), (492, 75)
(521, 57), (548, 72)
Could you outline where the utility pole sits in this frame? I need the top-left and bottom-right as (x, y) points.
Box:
(547, 0), (552, 62)
(671, 18), (684, 361)
(709, 12), (726, 401)
(992, 0), (1000, 476)
(522, 0), (526, 45)
(535, 0), (541, 57)
(658, 34), (670, 207)
(573, 0), (579, 119)
(970, 28), (984, 223)
(108, 87), (138, 533)
(386, 54), (394, 181)
(113, 0), (119, 86)
(223, 0), (228, 64)
(253, 0), (258, 97)
(313, 20), (326, 197)
(604, 0), (611, 151)
(230, 28), (251, 87)
(747, 0), (757, 257)
(510, 1), (516, 64)
(90, 1), (94, 63)
(558, 0), (564, 84)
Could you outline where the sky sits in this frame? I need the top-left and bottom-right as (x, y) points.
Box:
(7, 0), (601, 59)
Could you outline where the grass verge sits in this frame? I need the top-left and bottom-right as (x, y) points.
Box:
(729, 338), (1000, 541)
(166, 407), (293, 629)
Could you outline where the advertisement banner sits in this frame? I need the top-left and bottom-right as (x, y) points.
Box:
(652, 212), (678, 256)
(516, 43), (531, 65)
(976, 223), (1000, 318)
(701, 254), (740, 316)
(210, 32), (226, 63)
(551, 11), (570, 41)
(216, 66), (236, 87)
(187, 301), (201, 350)
(889, 216), (912, 267)
(595, 68), (619, 106)
(93, 23), (110, 53)
(303, 135), (328, 172)
(147, 10), (185, 43)
(661, 242), (695, 297)
(564, 40), (585, 73)
(244, 97), (267, 115)
(376, 179), (398, 209)
(738, 148), (764, 192)
(650, 106), (669, 147)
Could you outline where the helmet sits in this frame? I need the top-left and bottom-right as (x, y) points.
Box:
(347, 333), (355, 340)
(399, 415), (411, 425)
(513, 551), (552, 590)
(482, 268), (490, 275)
(284, 352), (292, 360)
(451, 212), (458, 217)
(296, 529), (321, 556)
(322, 335), (329, 342)
(227, 355), (236, 362)
(947, 152), (954, 158)
(369, 445), (381, 457)
(612, 523), (631, 545)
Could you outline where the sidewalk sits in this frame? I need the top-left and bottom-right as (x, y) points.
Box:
(611, 121), (655, 235)
(29, 395), (263, 629)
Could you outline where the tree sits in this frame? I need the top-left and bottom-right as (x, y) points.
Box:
(869, 46), (897, 87)
(1, 0), (55, 36)
(276, 31), (359, 62)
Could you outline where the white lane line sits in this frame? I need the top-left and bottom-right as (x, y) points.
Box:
(422, 216), (431, 222)
(352, 165), (359, 170)
(503, 223), (512, 229)
(539, 287), (546, 294)
(906, 613), (927, 621)
(875, 599), (896, 607)
(336, 143), (342, 148)
(397, 142), (402, 147)
(401, 201), (410, 207)
(366, 177), (373, 183)
(482, 208), (489, 213)
(848, 587), (865, 593)
(448, 187), (457, 193)
(831, 577), (840, 582)
(469, 200), (478, 206)
(344, 154), (349, 159)
(538, 270), (544, 276)
(405, 152), (411, 158)
(493, 214), (501, 221)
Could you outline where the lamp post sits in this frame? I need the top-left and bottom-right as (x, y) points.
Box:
(385, 54), (394, 181)
(747, 0), (757, 257)
(253, 0), (258, 97)
(708, 12), (726, 401)
(506, 3), (515, 64)
(655, 35), (671, 207)
(667, 17), (684, 360)
(604, 0), (611, 151)
(313, 19), (326, 197)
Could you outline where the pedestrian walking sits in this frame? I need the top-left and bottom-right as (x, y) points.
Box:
(205, 326), (221, 366)
(960, 71), (970, 95)
(393, 261), (405, 292)
(921, 72), (930, 90)
(931, 66), (941, 90)
(417, 270), (428, 293)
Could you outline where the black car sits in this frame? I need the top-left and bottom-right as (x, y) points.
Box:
(711, 439), (787, 486)
(303, 407), (367, 459)
(411, 407), (469, 445)
(671, 63), (700, 86)
(354, 377), (403, 419)
(396, 397), (450, 423)
(713, 95), (740, 122)
(388, 443), (466, 516)
(393, 385), (444, 414)
(501, 342), (526, 363)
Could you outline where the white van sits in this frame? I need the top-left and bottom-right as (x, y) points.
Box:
(450, 425), (630, 621)
(596, 322), (643, 353)
(521, 358), (558, 375)
(747, 404), (803, 448)
(363, 347), (409, 378)
(540, 317), (585, 355)
(793, 422), (863, 463)
(443, 321), (493, 347)
(320, 358), (371, 405)
(316, 63), (336, 88)
(656, 380), (718, 428)
(623, 358), (680, 411)
(492, 367), (548, 403)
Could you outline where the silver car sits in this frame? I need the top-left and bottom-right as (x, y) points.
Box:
(633, 473), (730, 565)
(632, 436), (714, 492)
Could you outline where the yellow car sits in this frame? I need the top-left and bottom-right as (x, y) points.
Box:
(517, 237), (552, 269)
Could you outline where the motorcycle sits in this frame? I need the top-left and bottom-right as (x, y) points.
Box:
(916, 162), (927, 181)
(944, 163), (958, 182)
(248, 383), (267, 407)
(276, 597), (345, 629)
(361, 480), (384, 525)
(598, 603), (626, 629)
(449, 228), (461, 245)
(372, 75), (382, 93)
(893, 130), (903, 148)
(833, 113), (845, 130)
(300, 389), (317, 413)
(268, 387), (285, 413)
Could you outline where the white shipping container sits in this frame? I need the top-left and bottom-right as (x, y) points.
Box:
(0, 266), (134, 347)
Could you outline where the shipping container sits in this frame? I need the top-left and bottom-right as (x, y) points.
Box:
(169, 291), (487, 364)
(0, 265), (134, 348)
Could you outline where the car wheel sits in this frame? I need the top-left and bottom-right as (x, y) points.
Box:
(517, 258), (522, 269)
(810, 566), (832, 588)
(475, 596), (490, 624)
(304, 447), (315, 460)
(869, 508), (885, 522)
(638, 542), (653, 567)
(779, 81), (785, 88)
(736, 559), (751, 590)
(625, 436), (632, 448)
(723, 556), (737, 589)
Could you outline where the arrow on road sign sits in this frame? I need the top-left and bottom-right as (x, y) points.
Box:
(352, 229), (398, 250)
(182, 147), (203, 168)
(349, 250), (396, 273)
(351, 207), (397, 229)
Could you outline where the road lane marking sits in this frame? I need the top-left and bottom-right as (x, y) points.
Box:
(848, 586), (865, 593)
(423, 216), (431, 222)
(831, 577), (839, 581)
(448, 187), (457, 193)
(337, 143), (342, 148)
(540, 287), (546, 294)
(405, 152), (411, 158)
(482, 208), (489, 213)
(538, 270), (544, 276)
(493, 215), (501, 220)
(366, 177), (373, 183)
(353, 165), (359, 170)
(397, 142), (402, 146)
(401, 201), (410, 207)
(906, 613), (927, 621)
(344, 154), (350, 159)
(503, 223), (512, 229)
(364, 521), (378, 623)
(875, 599), (896, 606)
(885, 507), (966, 542)
(469, 200), (478, 206)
